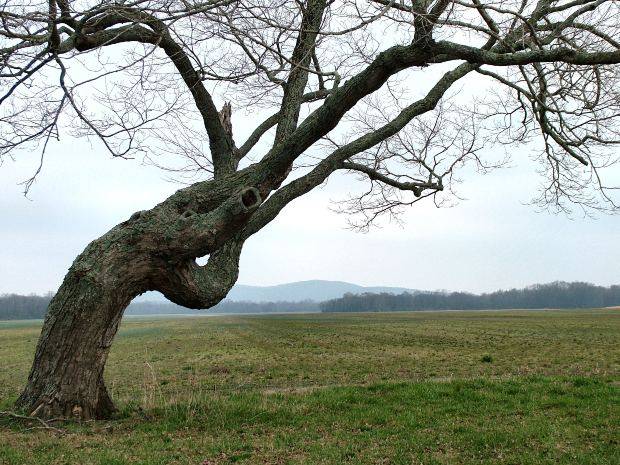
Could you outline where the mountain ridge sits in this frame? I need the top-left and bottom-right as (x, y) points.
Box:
(136, 280), (418, 303)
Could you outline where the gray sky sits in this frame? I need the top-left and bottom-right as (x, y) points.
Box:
(1, 133), (619, 296)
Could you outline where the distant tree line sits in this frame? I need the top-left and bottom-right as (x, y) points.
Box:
(320, 282), (620, 313)
(0, 294), (320, 320)
(0, 293), (53, 320)
(3, 282), (619, 320)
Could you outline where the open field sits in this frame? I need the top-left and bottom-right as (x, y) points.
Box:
(1, 309), (618, 464)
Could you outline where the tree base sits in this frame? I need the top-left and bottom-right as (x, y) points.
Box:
(16, 380), (117, 420)
(15, 267), (128, 421)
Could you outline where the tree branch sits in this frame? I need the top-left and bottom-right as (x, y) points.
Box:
(274, 0), (327, 144)
(340, 161), (442, 196)
(63, 8), (236, 176)
(434, 40), (620, 66)
(156, 240), (243, 309)
(243, 62), (475, 236)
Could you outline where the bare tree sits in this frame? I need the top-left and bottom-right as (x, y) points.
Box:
(2, 0), (619, 419)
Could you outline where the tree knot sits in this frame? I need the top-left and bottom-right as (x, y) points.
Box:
(239, 187), (262, 211)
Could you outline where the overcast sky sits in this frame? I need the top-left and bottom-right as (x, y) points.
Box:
(1, 130), (619, 296)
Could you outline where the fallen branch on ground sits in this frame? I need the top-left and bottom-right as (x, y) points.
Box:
(0, 410), (66, 435)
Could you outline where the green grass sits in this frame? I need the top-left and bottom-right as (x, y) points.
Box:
(1, 309), (618, 464)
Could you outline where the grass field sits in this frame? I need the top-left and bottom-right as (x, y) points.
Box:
(1, 309), (618, 464)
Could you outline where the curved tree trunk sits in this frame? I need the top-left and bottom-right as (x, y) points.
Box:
(15, 176), (264, 420)
(14, 217), (156, 419)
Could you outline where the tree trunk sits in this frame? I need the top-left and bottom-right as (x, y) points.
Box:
(15, 251), (139, 419)
(15, 179), (263, 420)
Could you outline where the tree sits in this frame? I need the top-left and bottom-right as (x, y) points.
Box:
(2, 0), (619, 419)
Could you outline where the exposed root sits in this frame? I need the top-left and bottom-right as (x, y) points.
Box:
(0, 410), (67, 435)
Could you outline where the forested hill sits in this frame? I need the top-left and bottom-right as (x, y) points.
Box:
(136, 280), (417, 303)
(321, 282), (620, 313)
